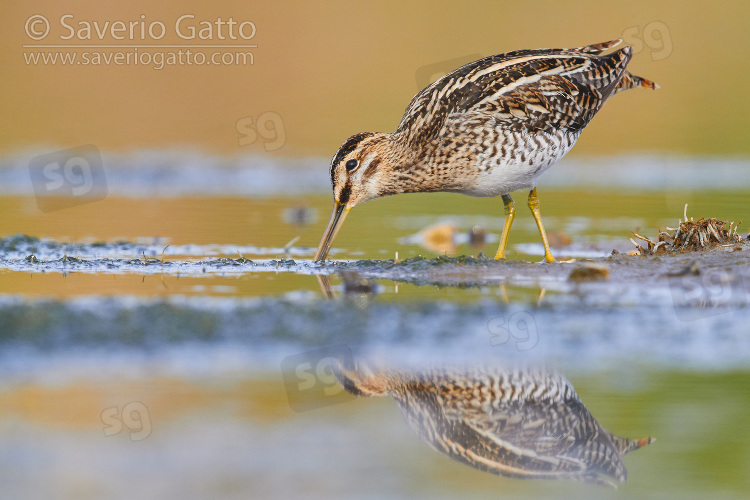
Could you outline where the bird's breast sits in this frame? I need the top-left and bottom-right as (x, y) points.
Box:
(427, 128), (580, 197)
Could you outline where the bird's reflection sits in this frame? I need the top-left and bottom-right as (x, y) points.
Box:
(336, 362), (653, 487)
(316, 274), (335, 299)
(315, 271), (378, 305)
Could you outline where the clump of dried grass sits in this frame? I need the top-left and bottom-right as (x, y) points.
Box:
(630, 204), (742, 255)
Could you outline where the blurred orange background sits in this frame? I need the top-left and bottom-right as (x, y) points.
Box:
(2, 0), (749, 158)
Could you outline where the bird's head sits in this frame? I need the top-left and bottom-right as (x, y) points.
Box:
(329, 132), (395, 208)
(314, 132), (396, 262)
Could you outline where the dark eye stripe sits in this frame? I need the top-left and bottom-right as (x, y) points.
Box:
(362, 159), (380, 178)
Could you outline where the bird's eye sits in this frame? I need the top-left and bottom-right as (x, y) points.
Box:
(345, 159), (358, 171)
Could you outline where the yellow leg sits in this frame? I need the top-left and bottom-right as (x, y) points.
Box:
(528, 187), (555, 263)
(499, 284), (509, 303)
(494, 194), (515, 259)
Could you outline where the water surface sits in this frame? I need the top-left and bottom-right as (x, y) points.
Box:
(0, 154), (748, 498)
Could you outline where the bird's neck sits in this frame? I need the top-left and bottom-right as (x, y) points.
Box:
(377, 134), (441, 197)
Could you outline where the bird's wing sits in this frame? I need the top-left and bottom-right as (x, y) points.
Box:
(395, 39), (650, 149)
(395, 368), (630, 485)
(450, 399), (629, 485)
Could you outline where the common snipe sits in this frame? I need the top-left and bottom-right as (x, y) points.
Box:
(336, 363), (654, 487)
(314, 39), (657, 262)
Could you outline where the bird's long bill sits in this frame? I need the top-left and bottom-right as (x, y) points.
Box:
(313, 202), (350, 262)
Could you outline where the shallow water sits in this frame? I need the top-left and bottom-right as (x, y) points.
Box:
(1, 154), (749, 498)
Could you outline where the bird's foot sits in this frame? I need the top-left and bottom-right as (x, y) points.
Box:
(535, 257), (576, 264)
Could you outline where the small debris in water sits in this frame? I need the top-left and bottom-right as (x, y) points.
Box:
(547, 231), (573, 248)
(142, 251), (163, 265)
(339, 270), (379, 296)
(420, 223), (458, 254)
(568, 262), (610, 282)
(282, 205), (318, 226)
(468, 225), (487, 249)
(665, 261), (701, 277)
(401, 222), (500, 255)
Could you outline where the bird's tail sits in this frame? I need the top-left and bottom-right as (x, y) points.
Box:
(616, 71), (660, 92)
(573, 39), (660, 93)
(609, 434), (657, 456)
